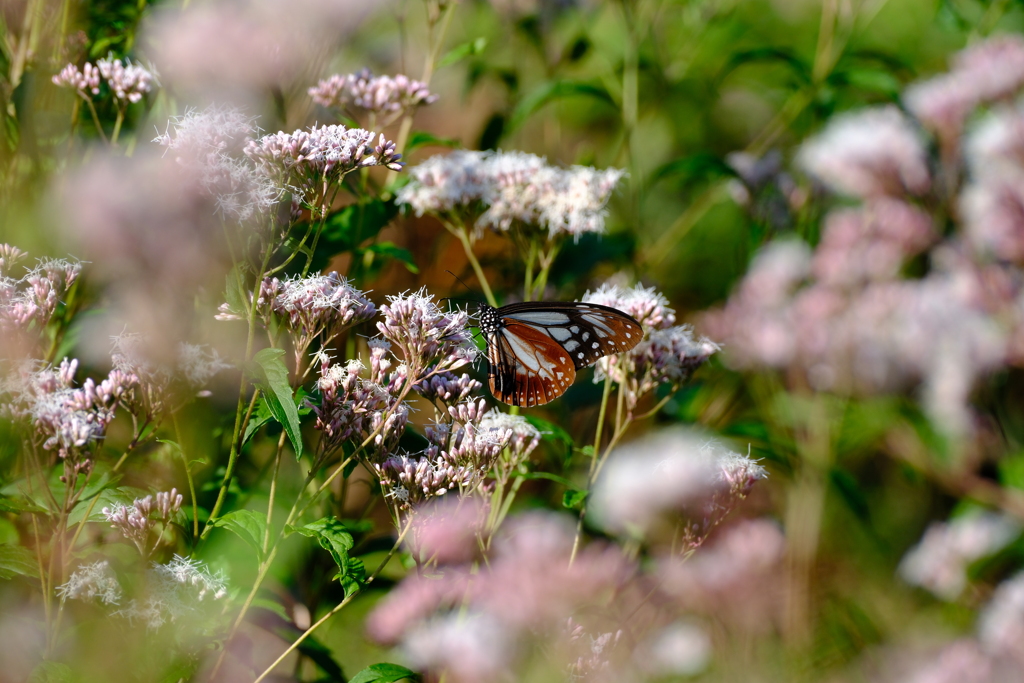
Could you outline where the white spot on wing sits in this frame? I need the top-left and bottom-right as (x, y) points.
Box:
(505, 311), (571, 325)
(549, 327), (572, 342)
(564, 340), (580, 352)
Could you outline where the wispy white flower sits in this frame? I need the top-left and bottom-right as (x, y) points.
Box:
(57, 561), (123, 605)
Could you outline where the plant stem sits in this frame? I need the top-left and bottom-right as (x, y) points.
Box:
(449, 221), (497, 307)
(173, 410), (200, 539)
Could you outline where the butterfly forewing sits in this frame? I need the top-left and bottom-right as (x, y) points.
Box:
(480, 301), (643, 407)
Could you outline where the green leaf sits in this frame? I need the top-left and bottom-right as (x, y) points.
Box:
(562, 489), (588, 511)
(291, 633), (347, 680)
(718, 47), (811, 86)
(223, 267), (248, 320)
(310, 199), (398, 273)
(28, 661), (74, 683)
(242, 394), (274, 446)
(508, 80), (615, 133)
(364, 242), (419, 274)
(290, 517), (364, 596)
(209, 510), (267, 560)
(437, 37), (487, 69)
(0, 544), (39, 579)
(0, 495), (47, 514)
(404, 131), (461, 153)
(524, 415), (574, 456)
(349, 663), (420, 683)
(247, 348), (303, 457)
(251, 597), (291, 621)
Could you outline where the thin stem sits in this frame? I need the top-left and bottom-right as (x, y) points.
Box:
(82, 97), (109, 144)
(263, 433), (286, 553)
(110, 108), (125, 146)
(449, 222), (498, 307)
(173, 410), (200, 539)
(570, 374), (614, 565)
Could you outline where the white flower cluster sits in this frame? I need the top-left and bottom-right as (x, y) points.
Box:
(397, 150), (625, 239)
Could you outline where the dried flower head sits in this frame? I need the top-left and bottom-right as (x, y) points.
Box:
(115, 555), (228, 629)
(797, 105), (930, 198)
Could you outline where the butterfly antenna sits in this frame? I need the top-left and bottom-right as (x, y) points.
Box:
(446, 270), (474, 294)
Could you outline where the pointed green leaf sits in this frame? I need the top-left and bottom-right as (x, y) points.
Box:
(350, 663), (420, 683)
(209, 509), (267, 560)
(0, 544), (39, 579)
(508, 80), (615, 133)
(247, 348), (303, 457)
(290, 517), (364, 596)
(562, 489), (588, 511)
(0, 495), (48, 514)
(437, 37), (487, 69)
(365, 242), (419, 274)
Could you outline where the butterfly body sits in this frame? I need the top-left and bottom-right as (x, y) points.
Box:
(479, 301), (643, 407)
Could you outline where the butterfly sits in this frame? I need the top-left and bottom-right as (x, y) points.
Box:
(478, 301), (644, 407)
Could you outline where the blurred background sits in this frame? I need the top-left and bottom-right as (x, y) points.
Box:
(4, 0), (1024, 681)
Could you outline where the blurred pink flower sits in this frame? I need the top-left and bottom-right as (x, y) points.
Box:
(797, 105), (930, 198)
(898, 510), (1020, 601)
(978, 571), (1024, 662)
(368, 512), (638, 680)
(812, 199), (937, 288)
(906, 35), (1024, 143)
(407, 497), (488, 565)
(590, 428), (766, 540)
(657, 518), (786, 633)
(145, 0), (382, 97)
(58, 153), (235, 354)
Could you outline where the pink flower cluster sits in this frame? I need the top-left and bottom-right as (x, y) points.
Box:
(255, 272), (376, 359)
(708, 36), (1024, 438)
(905, 35), (1024, 146)
(0, 245), (81, 342)
(584, 284), (720, 413)
(397, 150), (625, 239)
(53, 55), (154, 104)
(367, 512), (639, 681)
(1, 358), (136, 480)
(244, 124), (402, 207)
(374, 289), (477, 378)
(309, 69), (437, 126)
(102, 489), (184, 555)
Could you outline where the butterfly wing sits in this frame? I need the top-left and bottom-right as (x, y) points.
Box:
(487, 321), (578, 407)
(498, 302), (643, 369)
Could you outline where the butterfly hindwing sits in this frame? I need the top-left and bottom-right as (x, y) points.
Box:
(479, 301), (643, 407)
(487, 322), (577, 407)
